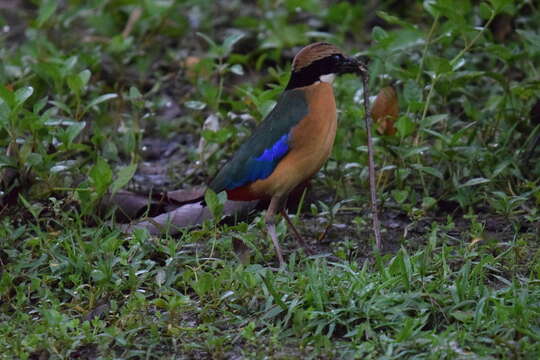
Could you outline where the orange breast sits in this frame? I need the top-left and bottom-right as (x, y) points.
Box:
(237, 82), (337, 200)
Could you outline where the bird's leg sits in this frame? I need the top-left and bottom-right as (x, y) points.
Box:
(265, 196), (286, 268)
(280, 209), (314, 255)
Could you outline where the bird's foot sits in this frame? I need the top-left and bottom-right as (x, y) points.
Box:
(267, 222), (286, 269)
(280, 210), (315, 255)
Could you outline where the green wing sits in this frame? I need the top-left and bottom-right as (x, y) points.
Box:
(209, 89), (308, 192)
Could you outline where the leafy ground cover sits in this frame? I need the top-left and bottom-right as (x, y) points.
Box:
(1, 0), (539, 358)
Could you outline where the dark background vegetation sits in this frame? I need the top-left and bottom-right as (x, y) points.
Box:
(1, 0), (539, 358)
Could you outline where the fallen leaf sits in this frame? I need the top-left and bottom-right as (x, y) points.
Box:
(183, 56), (203, 80)
(166, 187), (206, 204)
(120, 199), (259, 236)
(371, 86), (399, 136)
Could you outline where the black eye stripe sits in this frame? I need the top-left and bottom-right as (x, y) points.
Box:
(286, 55), (343, 89)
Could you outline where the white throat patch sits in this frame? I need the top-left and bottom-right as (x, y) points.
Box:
(319, 73), (336, 83)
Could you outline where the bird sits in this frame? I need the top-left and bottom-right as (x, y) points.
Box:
(208, 42), (364, 268)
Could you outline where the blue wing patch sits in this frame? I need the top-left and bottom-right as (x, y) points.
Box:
(256, 133), (289, 162)
(208, 89), (307, 194)
(225, 133), (289, 189)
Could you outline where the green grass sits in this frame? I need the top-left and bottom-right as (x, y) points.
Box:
(1, 0), (540, 358)
(2, 220), (539, 358)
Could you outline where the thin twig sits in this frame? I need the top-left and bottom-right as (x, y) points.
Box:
(359, 68), (383, 250)
(122, 7), (143, 38)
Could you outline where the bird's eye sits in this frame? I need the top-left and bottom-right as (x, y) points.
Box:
(332, 54), (343, 63)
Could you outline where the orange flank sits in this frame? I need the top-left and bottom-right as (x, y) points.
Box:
(226, 82), (337, 201)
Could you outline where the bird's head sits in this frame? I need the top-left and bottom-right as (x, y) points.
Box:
(286, 42), (365, 90)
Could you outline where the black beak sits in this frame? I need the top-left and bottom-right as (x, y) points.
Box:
(338, 56), (367, 75)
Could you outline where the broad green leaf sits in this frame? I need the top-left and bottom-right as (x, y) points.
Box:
(36, 0), (59, 27)
(27, 153), (43, 166)
(185, 101), (207, 110)
(403, 80), (422, 103)
(196, 32), (217, 49)
(78, 69), (91, 88)
(50, 160), (77, 173)
(376, 11), (417, 29)
(392, 189), (409, 204)
(49, 100), (73, 116)
(192, 272), (214, 296)
(403, 146), (430, 159)
(201, 128), (233, 144)
(0, 155), (17, 168)
(67, 75), (83, 95)
(412, 164), (443, 179)
(261, 305), (284, 320)
(427, 0), (470, 21)
(0, 90), (15, 119)
(491, 159), (512, 178)
(110, 164), (137, 194)
(204, 189), (226, 220)
(14, 86), (33, 106)
(128, 86), (142, 100)
(422, 196), (437, 209)
(230, 64), (244, 76)
(145, 0), (173, 16)
(479, 2), (493, 19)
(423, 128), (450, 143)
(64, 56), (78, 72)
(423, 114), (448, 127)
(197, 32), (221, 58)
(488, 0), (514, 14)
(460, 178), (490, 187)
(423, 0), (440, 17)
(371, 26), (389, 43)
(128, 86), (144, 109)
(452, 58), (466, 71)
(90, 157), (113, 195)
(68, 69), (91, 95)
(155, 270), (166, 287)
(85, 93), (118, 111)
(66, 122), (86, 144)
(0, 85), (15, 108)
(517, 30), (540, 50)
(451, 310), (473, 323)
(107, 35), (133, 53)
(222, 33), (245, 56)
(395, 116), (416, 138)
(426, 56), (452, 75)
(19, 194), (44, 219)
(91, 269), (106, 282)
(33, 96), (48, 114)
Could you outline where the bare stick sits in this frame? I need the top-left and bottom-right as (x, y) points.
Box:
(359, 68), (383, 250)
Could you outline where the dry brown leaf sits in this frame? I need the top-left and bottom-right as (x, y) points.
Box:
(372, 86), (399, 136)
(183, 56), (202, 80)
(166, 187), (206, 204)
(120, 199), (258, 236)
